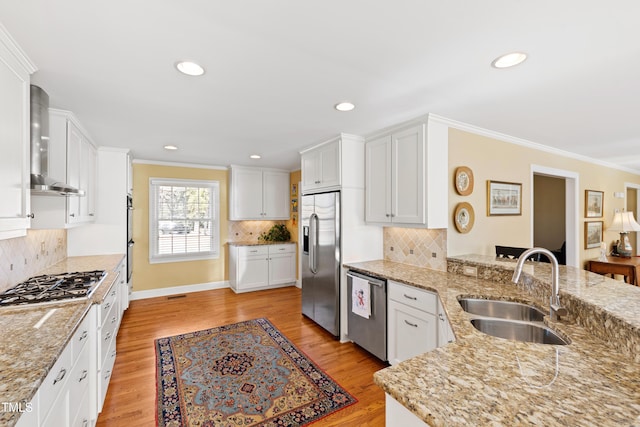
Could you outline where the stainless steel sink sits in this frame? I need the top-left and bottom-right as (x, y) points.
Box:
(458, 298), (546, 322)
(470, 318), (570, 345)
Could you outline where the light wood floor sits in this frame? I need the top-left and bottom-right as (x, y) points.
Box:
(96, 286), (387, 427)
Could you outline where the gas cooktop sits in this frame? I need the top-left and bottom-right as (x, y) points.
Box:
(0, 270), (106, 307)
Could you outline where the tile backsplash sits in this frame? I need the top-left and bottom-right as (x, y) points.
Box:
(384, 227), (447, 271)
(0, 229), (67, 293)
(227, 220), (288, 243)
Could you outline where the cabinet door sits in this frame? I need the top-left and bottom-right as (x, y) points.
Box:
(387, 300), (437, 365)
(263, 171), (290, 219)
(268, 245), (296, 285)
(0, 40), (30, 238)
(301, 150), (320, 193)
(437, 301), (455, 346)
(66, 121), (83, 224)
(230, 167), (264, 219)
(79, 141), (97, 221)
(392, 125), (425, 224)
(318, 140), (340, 189)
(238, 254), (269, 289)
(365, 136), (392, 223)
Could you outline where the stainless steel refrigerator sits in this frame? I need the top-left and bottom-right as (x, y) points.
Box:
(301, 191), (340, 337)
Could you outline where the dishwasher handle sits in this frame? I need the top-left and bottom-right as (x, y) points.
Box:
(347, 271), (385, 288)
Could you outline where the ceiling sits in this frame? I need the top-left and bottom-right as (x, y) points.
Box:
(2, 1), (640, 172)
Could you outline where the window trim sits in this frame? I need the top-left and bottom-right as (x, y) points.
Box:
(149, 177), (220, 264)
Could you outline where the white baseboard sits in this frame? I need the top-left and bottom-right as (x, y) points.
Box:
(131, 280), (229, 300)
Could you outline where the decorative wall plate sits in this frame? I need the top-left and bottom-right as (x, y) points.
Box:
(454, 166), (474, 196)
(454, 202), (474, 233)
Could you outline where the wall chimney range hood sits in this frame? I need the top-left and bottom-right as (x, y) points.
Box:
(30, 85), (83, 196)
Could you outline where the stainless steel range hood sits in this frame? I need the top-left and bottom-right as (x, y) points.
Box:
(30, 85), (83, 196)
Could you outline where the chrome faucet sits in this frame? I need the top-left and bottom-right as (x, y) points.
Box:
(511, 247), (568, 321)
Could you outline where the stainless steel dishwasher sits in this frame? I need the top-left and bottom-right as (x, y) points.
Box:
(346, 270), (387, 361)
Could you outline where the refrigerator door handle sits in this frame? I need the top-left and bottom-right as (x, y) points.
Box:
(309, 213), (319, 274)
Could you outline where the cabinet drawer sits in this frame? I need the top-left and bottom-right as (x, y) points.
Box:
(100, 284), (118, 328)
(269, 244), (295, 254)
(238, 246), (269, 257)
(100, 306), (118, 365)
(388, 281), (437, 314)
(39, 341), (72, 420)
(71, 388), (91, 427)
(99, 341), (117, 410)
(68, 339), (91, 414)
(72, 312), (92, 361)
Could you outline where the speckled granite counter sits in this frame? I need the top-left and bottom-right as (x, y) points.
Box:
(0, 254), (124, 426)
(345, 257), (640, 426)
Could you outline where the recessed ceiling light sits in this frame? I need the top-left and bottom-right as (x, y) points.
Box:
(491, 52), (527, 69)
(250, 154), (261, 159)
(164, 145), (178, 150)
(175, 61), (205, 76)
(334, 102), (355, 112)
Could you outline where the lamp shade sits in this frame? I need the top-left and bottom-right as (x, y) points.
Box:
(606, 211), (640, 232)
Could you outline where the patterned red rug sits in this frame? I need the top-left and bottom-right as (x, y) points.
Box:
(155, 318), (357, 426)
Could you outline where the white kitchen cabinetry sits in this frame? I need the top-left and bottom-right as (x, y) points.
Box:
(229, 166), (289, 220)
(437, 300), (455, 347)
(96, 281), (122, 414)
(20, 307), (97, 427)
(385, 394), (429, 427)
(387, 280), (438, 365)
(300, 138), (340, 194)
(31, 109), (98, 229)
(365, 115), (448, 227)
(229, 243), (296, 292)
(0, 26), (35, 240)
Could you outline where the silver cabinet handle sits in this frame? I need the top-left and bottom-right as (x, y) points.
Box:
(439, 313), (444, 321)
(104, 370), (112, 380)
(79, 330), (88, 341)
(404, 320), (418, 328)
(111, 316), (117, 324)
(27, 213), (35, 218)
(403, 294), (417, 300)
(69, 213), (75, 217)
(104, 303), (111, 311)
(53, 368), (66, 385)
(78, 370), (88, 382)
(105, 332), (112, 341)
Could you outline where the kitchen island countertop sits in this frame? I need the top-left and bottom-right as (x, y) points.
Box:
(345, 257), (640, 426)
(0, 254), (124, 427)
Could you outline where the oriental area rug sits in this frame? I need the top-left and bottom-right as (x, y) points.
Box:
(155, 318), (357, 426)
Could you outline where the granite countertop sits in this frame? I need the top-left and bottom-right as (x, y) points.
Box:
(345, 257), (640, 426)
(227, 240), (296, 246)
(0, 254), (124, 427)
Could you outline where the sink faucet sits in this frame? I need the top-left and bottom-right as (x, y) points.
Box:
(511, 247), (568, 321)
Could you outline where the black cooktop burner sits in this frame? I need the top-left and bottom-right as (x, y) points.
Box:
(0, 270), (106, 307)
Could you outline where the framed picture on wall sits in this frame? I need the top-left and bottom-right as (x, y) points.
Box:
(487, 181), (522, 216)
(585, 221), (603, 249)
(585, 190), (603, 218)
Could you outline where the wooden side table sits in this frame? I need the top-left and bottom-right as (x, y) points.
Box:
(587, 256), (640, 286)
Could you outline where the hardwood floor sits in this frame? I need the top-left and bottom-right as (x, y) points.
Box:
(96, 286), (388, 426)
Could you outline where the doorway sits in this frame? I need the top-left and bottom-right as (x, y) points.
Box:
(531, 165), (579, 267)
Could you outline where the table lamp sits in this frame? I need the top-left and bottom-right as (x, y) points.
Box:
(606, 211), (640, 257)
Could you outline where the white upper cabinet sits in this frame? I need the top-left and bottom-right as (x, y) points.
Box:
(365, 115), (448, 228)
(0, 25), (35, 240)
(229, 166), (289, 220)
(300, 138), (341, 194)
(31, 109), (98, 228)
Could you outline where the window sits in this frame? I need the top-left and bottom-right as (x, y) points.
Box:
(149, 178), (219, 263)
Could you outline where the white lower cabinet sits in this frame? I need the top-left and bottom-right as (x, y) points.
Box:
(97, 282), (121, 414)
(387, 280), (453, 365)
(385, 394), (428, 427)
(229, 243), (296, 292)
(17, 307), (96, 427)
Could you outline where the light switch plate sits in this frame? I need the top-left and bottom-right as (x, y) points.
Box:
(462, 266), (477, 277)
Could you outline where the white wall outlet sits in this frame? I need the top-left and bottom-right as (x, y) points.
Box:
(462, 266), (477, 277)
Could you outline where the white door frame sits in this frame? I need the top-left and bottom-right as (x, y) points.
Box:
(624, 182), (640, 252)
(531, 165), (579, 267)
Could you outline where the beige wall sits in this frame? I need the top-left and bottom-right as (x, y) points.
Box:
(132, 163), (228, 291)
(448, 128), (640, 265)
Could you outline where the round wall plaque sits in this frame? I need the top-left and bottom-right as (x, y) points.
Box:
(454, 166), (474, 196)
(454, 202), (475, 234)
